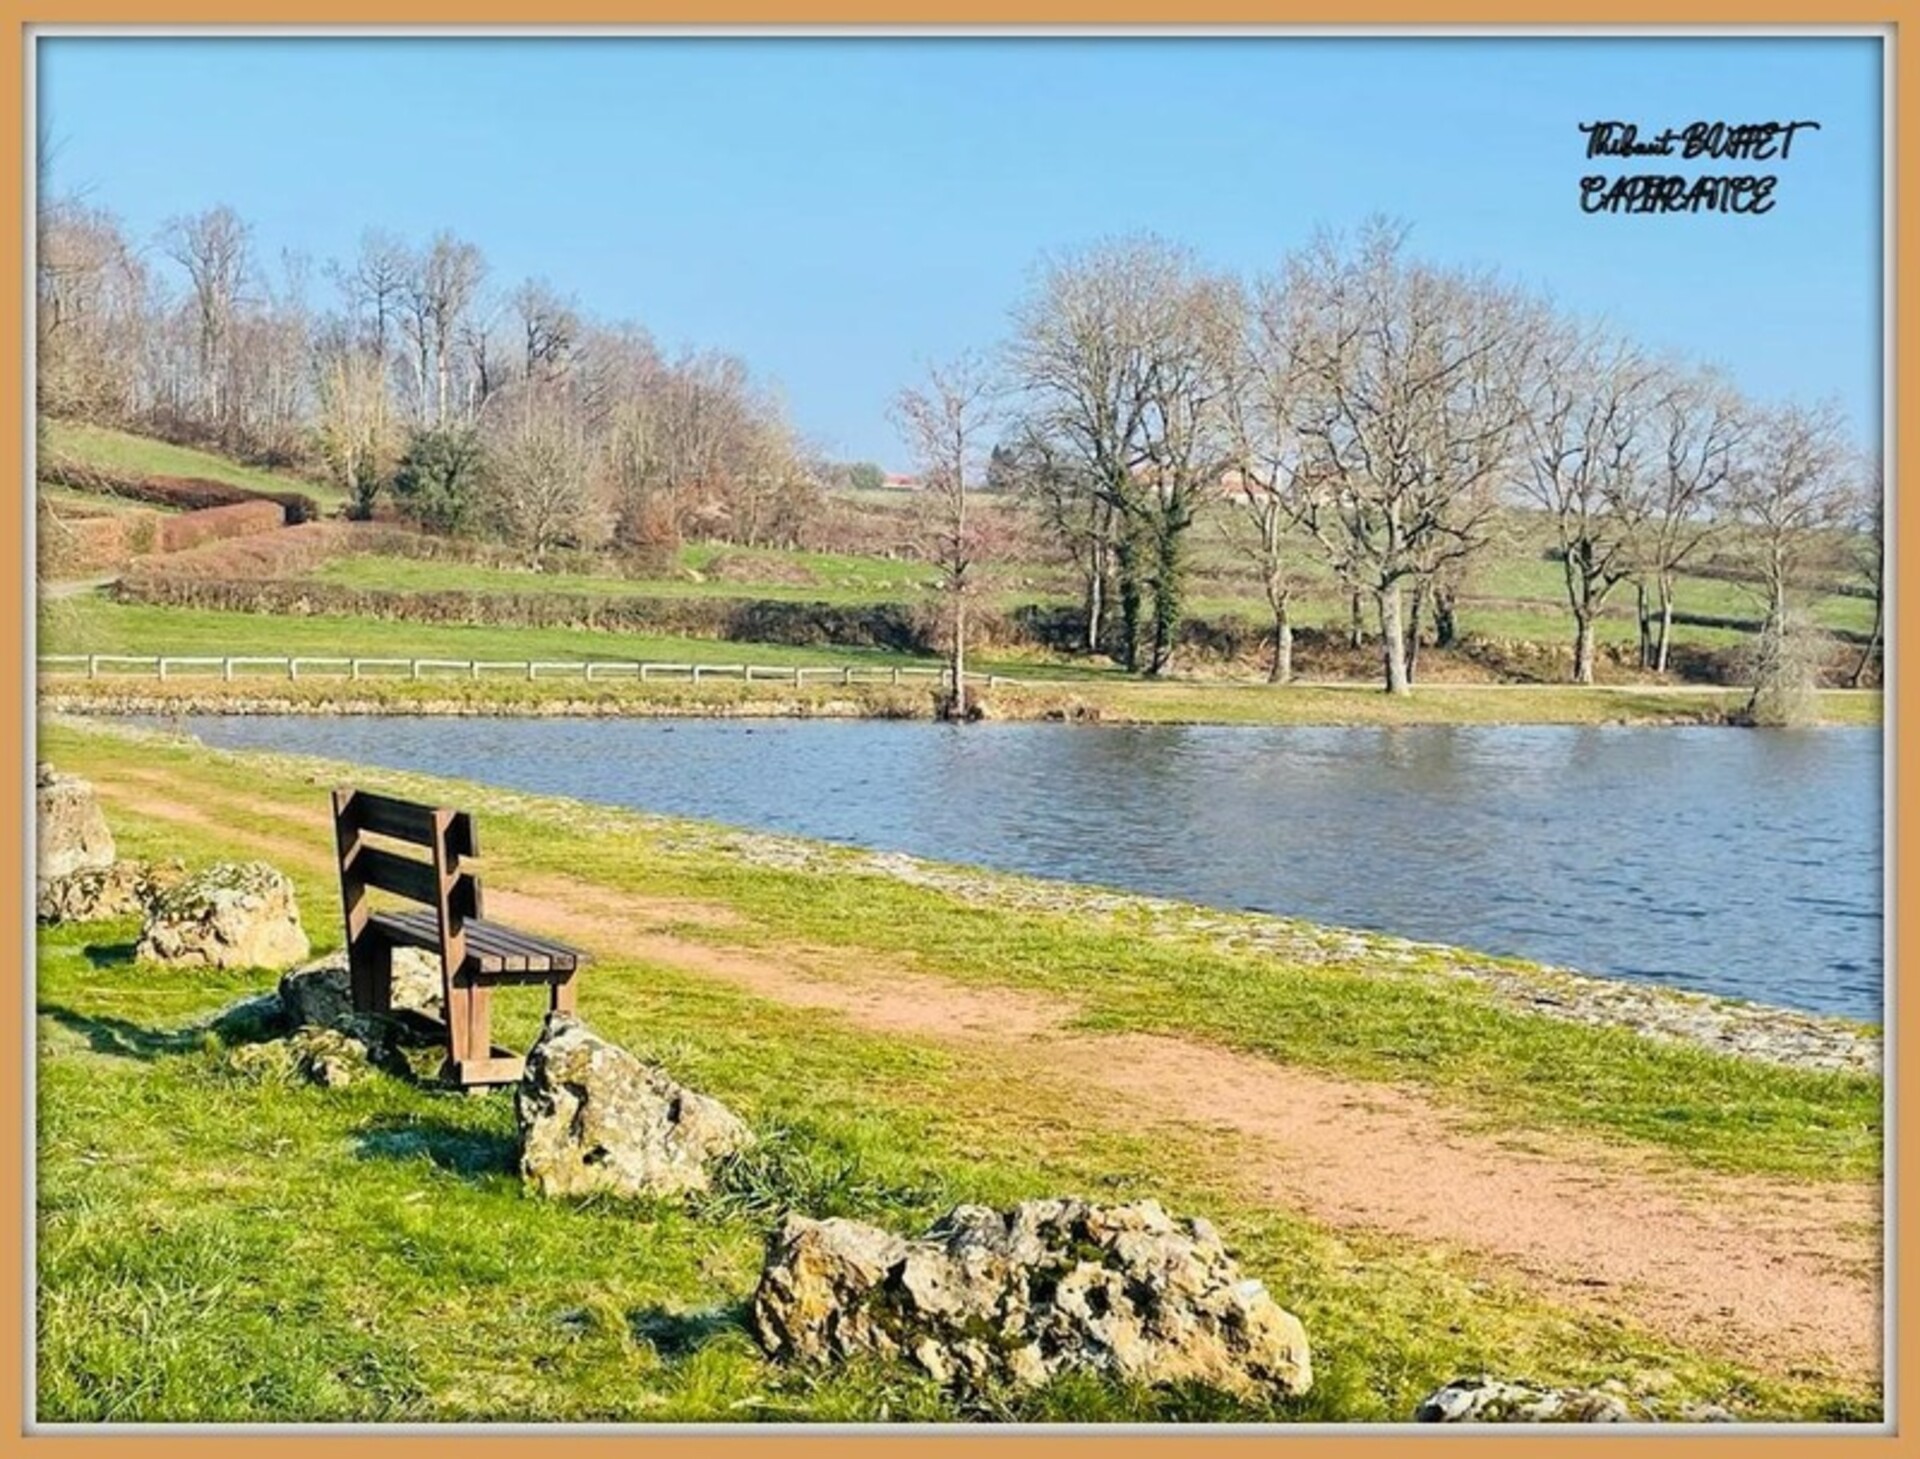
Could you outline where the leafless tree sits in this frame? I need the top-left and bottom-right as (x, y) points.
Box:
(1002, 426), (1115, 654)
(1627, 366), (1745, 672)
(1223, 281), (1320, 683)
(479, 381), (603, 561)
(1518, 321), (1660, 683)
(1730, 400), (1855, 633)
(1847, 460), (1883, 687)
(1008, 235), (1240, 675)
(161, 204), (252, 430)
(312, 317), (397, 517)
(37, 198), (148, 421)
(1283, 221), (1538, 694)
(513, 277), (581, 383)
(400, 231), (486, 426)
(892, 353), (998, 718)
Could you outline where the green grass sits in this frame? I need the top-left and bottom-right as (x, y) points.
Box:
(39, 419), (348, 509)
(33, 719), (1879, 1422)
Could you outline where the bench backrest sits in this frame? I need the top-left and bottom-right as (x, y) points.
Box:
(331, 788), (483, 967)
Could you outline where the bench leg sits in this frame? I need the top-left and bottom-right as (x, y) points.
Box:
(466, 981), (494, 1069)
(549, 972), (577, 1016)
(348, 930), (393, 1016)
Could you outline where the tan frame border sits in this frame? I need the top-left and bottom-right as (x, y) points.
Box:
(4, 13), (1906, 1455)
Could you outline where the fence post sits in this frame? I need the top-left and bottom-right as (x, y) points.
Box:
(526, 661), (536, 682)
(640, 663), (653, 683)
(471, 660), (480, 681)
(411, 659), (421, 681)
(289, 658), (300, 681)
(157, 657), (168, 682)
(585, 661), (597, 683)
(891, 667), (900, 685)
(351, 659), (362, 681)
(87, 655), (99, 681)
(693, 665), (704, 684)
(223, 657), (234, 683)
(841, 666), (852, 685)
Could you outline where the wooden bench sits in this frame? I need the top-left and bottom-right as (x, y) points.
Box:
(331, 787), (586, 1088)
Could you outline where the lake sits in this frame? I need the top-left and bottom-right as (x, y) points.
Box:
(145, 716), (1884, 1021)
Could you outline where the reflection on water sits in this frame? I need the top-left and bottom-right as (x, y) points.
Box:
(147, 716), (1883, 1020)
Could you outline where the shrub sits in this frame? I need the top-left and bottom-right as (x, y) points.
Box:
(390, 428), (486, 537)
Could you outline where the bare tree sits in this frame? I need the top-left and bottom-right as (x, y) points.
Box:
(1628, 367), (1745, 672)
(1224, 281), (1319, 683)
(161, 204), (252, 431)
(1518, 321), (1659, 683)
(892, 354), (998, 718)
(1730, 400), (1855, 633)
(1847, 460), (1883, 687)
(479, 382), (601, 562)
(513, 277), (581, 383)
(312, 317), (397, 517)
(37, 198), (148, 421)
(1284, 221), (1538, 694)
(1003, 426), (1115, 654)
(1008, 235), (1240, 675)
(401, 231), (486, 426)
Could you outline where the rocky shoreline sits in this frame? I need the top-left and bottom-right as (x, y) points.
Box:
(710, 835), (1881, 1078)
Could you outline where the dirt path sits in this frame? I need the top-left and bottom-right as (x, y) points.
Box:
(88, 767), (1882, 1386)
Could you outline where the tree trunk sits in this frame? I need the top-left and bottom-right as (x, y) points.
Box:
(1146, 520), (1183, 678)
(1083, 557), (1104, 655)
(1850, 590), (1883, 688)
(1348, 586), (1365, 650)
(1573, 611), (1596, 685)
(1115, 528), (1143, 673)
(1378, 583), (1410, 695)
(1434, 583), (1458, 648)
(1405, 579), (1427, 686)
(1269, 599), (1293, 685)
(1654, 573), (1676, 674)
(949, 599), (967, 721)
(1635, 581), (1654, 670)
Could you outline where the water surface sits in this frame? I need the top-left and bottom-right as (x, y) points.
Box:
(148, 716), (1883, 1020)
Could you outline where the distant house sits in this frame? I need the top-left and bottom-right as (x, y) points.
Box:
(879, 472), (922, 491)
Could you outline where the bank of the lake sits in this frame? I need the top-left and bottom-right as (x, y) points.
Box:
(35, 717), (1882, 1422)
(38, 673), (1884, 727)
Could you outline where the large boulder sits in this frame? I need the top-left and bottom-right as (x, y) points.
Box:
(752, 1198), (1312, 1400)
(37, 858), (186, 924)
(36, 763), (114, 884)
(1414, 1377), (1635, 1423)
(135, 861), (311, 971)
(515, 1014), (753, 1199)
(278, 947), (445, 1028)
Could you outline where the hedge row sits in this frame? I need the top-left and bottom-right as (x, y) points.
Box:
(39, 462), (320, 525)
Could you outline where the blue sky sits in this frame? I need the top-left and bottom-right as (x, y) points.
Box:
(38, 33), (1883, 467)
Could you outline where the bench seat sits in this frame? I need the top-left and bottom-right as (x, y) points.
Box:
(370, 908), (584, 975)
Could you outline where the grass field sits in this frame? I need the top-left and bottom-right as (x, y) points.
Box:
(39, 420), (348, 510)
(33, 719), (1882, 1422)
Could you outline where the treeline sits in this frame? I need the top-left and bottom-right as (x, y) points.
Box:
(989, 221), (1881, 693)
(37, 198), (823, 562)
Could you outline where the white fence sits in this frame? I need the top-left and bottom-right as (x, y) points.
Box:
(38, 654), (1008, 688)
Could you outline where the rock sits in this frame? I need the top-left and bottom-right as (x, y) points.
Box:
(752, 1198), (1312, 1400)
(226, 1020), (407, 1089)
(1678, 1401), (1736, 1423)
(135, 861), (311, 971)
(36, 765), (115, 884)
(516, 1014), (754, 1199)
(37, 858), (187, 924)
(1413, 1377), (1635, 1423)
(278, 947), (444, 1029)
